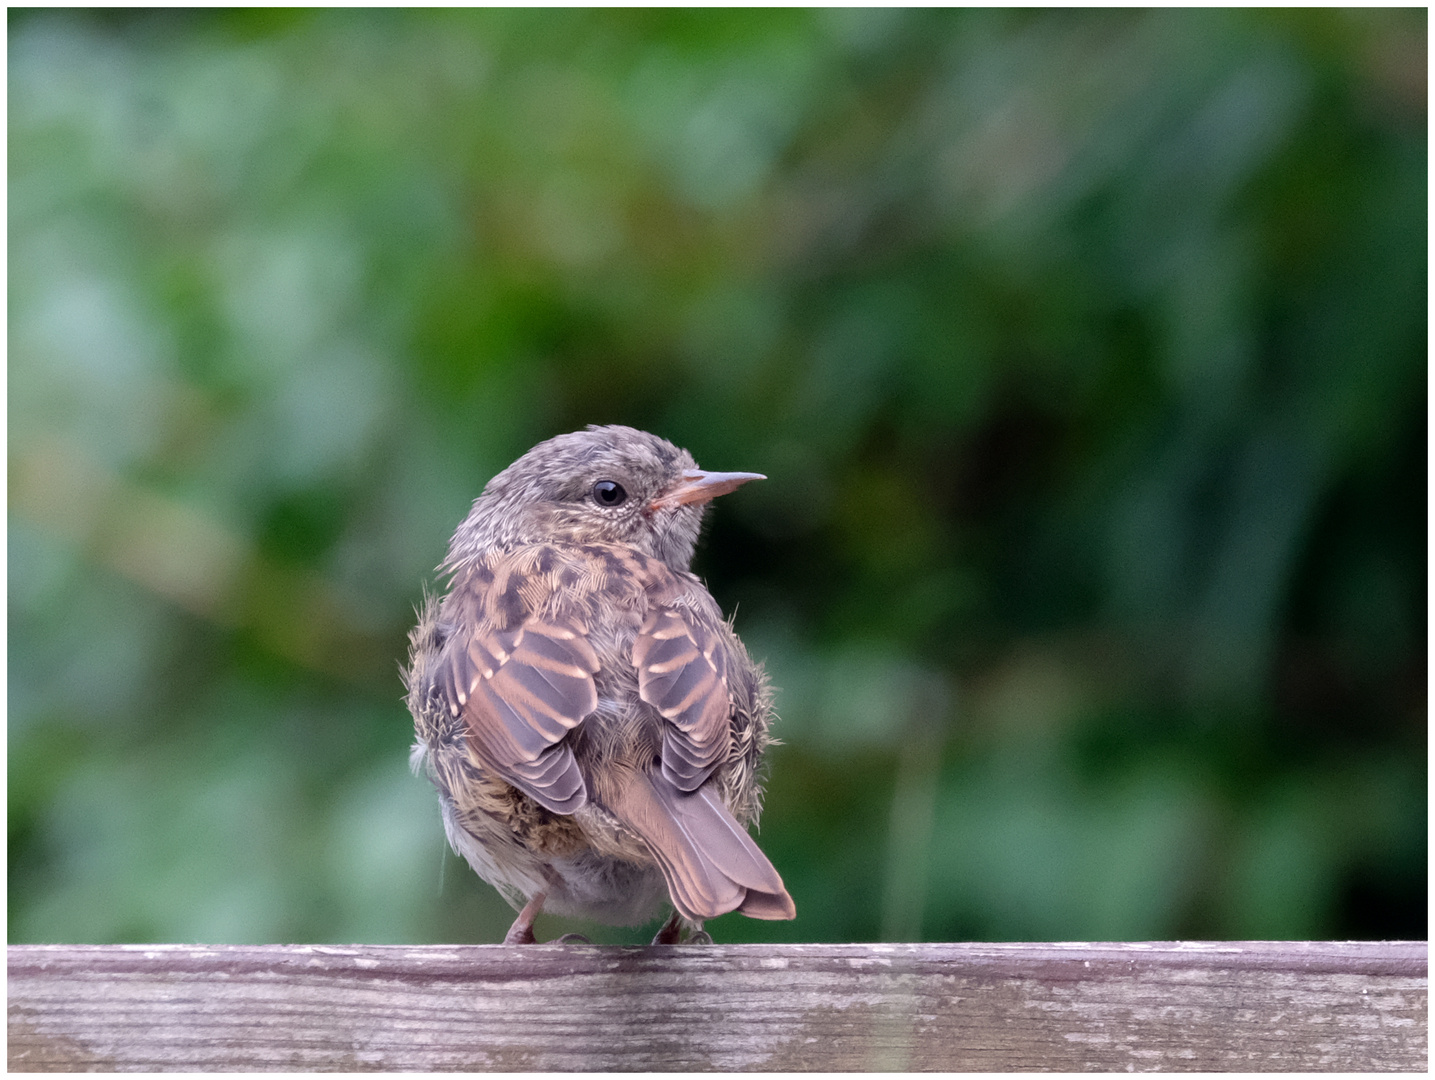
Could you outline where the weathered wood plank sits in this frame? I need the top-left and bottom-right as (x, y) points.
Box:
(7, 941), (1426, 1072)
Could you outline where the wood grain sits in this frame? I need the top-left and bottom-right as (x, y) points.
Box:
(8, 941), (1426, 1072)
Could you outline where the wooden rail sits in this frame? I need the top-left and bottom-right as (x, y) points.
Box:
(7, 941), (1426, 1071)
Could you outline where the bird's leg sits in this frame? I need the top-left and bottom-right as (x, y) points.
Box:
(503, 890), (547, 944)
(651, 911), (710, 945)
(651, 910), (683, 945)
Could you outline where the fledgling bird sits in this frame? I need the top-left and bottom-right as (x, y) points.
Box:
(406, 425), (795, 944)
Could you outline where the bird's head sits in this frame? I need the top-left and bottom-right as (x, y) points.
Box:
(445, 425), (764, 573)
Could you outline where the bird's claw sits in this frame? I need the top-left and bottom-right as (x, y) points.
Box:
(651, 910), (713, 945)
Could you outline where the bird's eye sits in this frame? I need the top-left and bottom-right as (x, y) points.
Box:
(592, 480), (627, 507)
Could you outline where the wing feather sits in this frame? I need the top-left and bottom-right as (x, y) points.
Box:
(633, 606), (732, 792)
(428, 581), (600, 815)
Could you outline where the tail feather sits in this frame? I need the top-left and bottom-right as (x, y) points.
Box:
(606, 770), (796, 922)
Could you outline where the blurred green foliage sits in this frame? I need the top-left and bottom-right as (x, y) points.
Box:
(8, 8), (1425, 945)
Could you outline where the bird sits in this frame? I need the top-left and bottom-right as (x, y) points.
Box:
(405, 424), (795, 944)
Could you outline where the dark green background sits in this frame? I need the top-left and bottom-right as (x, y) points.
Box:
(9, 8), (1425, 945)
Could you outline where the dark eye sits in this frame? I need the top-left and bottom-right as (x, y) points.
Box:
(592, 480), (627, 507)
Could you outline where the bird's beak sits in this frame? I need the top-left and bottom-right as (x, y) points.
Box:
(651, 469), (765, 510)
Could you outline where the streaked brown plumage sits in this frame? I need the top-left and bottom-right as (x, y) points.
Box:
(405, 425), (795, 943)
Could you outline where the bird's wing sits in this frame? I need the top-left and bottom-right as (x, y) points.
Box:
(429, 554), (600, 815)
(632, 602), (732, 793)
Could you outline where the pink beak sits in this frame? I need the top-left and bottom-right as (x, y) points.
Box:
(651, 469), (765, 510)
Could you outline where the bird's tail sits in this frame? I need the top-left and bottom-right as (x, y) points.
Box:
(605, 769), (795, 922)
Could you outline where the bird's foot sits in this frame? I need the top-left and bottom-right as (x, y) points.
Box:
(651, 910), (711, 945)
